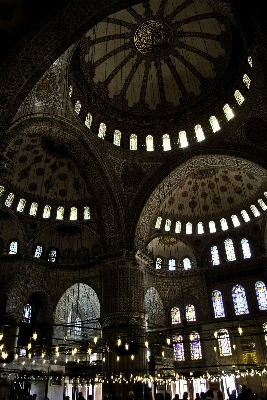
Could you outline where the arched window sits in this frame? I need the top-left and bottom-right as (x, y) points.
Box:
(29, 202), (38, 216)
(197, 222), (204, 234)
(130, 134), (137, 150)
(56, 206), (64, 220)
(165, 219), (171, 231)
(224, 238), (236, 261)
(190, 331), (202, 360)
(255, 281), (267, 311)
(5, 193), (14, 207)
(183, 258), (192, 270)
(156, 257), (162, 269)
(195, 124), (205, 142)
(48, 249), (57, 262)
(212, 290), (225, 318)
(211, 245), (220, 266)
(232, 284), (249, 315)
(85, 112), (93, 128)
(175, 221), (181, 233)
(258, 198), (267, 211)
(186, 304), (196, 322)
(68, 85), (73, 98)
(0, 186), (4, 197)
(146, 135), (154, 151)
(209, 116), (220, 133)
(209, 221), (216, 233)
(98, 122), (106, 139)
(74, 100), (81, 114)
(173, 335), (185, 361)
(70, 207), (77, 221)
(248, 56), (253, 67)
(43, 205), (51, 218)
(84, 206), (90, 220)
(114, 130), (121, 146)
(178, 131), (188, 148)
(241, 238), (251, 259)
(250, 204), (260, 217)
(34, 245), (42, 258)
(155, 217), (162, 229)
(218, 329), (232, 356)
(231, 215), (240, 227)
(220, 218), (228, 231)
(74, 317), (82, 335)
(186, 222), (192, 234)
(243, 74), (251, 89)
(223, 104), (234, 121)
(168, 258), (176, 271)
(171, 307), (181, 324)
(9, 241), (18, 254)
(234, 90), (245, 105)
(162, 134), (171, 151)
(241, 209), (250, 222)
(17, 199), (26, 212)
(22, 304), (32, 323)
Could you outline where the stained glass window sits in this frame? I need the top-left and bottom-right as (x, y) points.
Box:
(74, 100), (81, 114)
(209, 116), (220, 132)
(48, 250), (57, 262)
(173, 335), (185, 361)
(84, 206), (90, 220)
(263, 322), (267, 345)
(190, 331), (202, 360)
(0, 186), (4, 197)
(212, 290), (225, 318)
(183, 258), (192, 270)
(234, 90), (245, 105)
(243, 74), (251, 89)
(175, 221), (181, 233)
(114, 130), (121, 146)
(241, 238), (251, 259)
(85, 112), (93, 128)
(29, 202), (38, 216)
(258, 198), (267, 211)
(218, 329), (232, 356)
(186, 222), (192, 234)
(232, 284), (249, 315)
(241, 209), (250, 222)
(186, 304), (196, 322)
(56, 206), (64, 220)
(231, 215), (240, 227)
(171, 307), (181, 324)
(17, 199), (26, 212)
(250, 204), (260, 217)
(223, 104), (234, 121)
(155, 217), (162, 229)
(98, 122), (106, 139)
(5, 193), (14, 207)
(255, 281), (267, 311)
(162, 134), (171, 151)
(130, 134), (137, 150)
(74, 317), (82, 335)
(68, 85), (73, 98)
(169, 258), (176, 271)
(179, 131), (188, 148)
(43, 205), (51, 219)
(70, 207), (77, 221)
(9, 241), (18, 254)
(220, 218), (228, 231)
(248, 56), (253, 67)
(34, 245), (42, 258)
(224, 238), (236, 261)
(197, 222), (204, 234)
(146, 135), (154, 151)
(156, 257), (162, 269)
(22, 304), (32, 323)
(211, 245), (220, 266)
(165, 219), (171, 231)
(209, 221), (216, 233)
(195, 124), (205, 142)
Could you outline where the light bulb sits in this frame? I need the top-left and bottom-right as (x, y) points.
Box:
(214, 346), (217, 352)
(55, 346), (59, 352)
(15, 354), (18, 360)
(238, 326), (243, 335)
(214, 331), (218, 339)
(94, 336), (97, 344)
(28, 343), (31, 350)
(28, 353), (32, 359)
(162, 351), (164, 357)
(166, 338), (171, 345)
(125, 343), (129, 350)
(41, 352), (45, 358)
(117, 356), (120, 362)
(145, 341), (148, 348)
(103, 357), (105, 362)
(56, 352), (59, 357)
(0, 333), (3, 340)
(117, 338), (121, 346)
(131, 355), (134, 360)
(32, 332), (37, 341)
(233, 344), (236, 350)
(88, 348), (92, 355)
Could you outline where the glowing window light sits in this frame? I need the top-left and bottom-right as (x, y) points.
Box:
(241, 238), (251, 259)
(186, 304), (196, 322)
(250, 204), (260, 217)
(29, 202), (38, 216)
(231, 215), (240, 227)
(224, 238), (236, 261)
(84, 206), (90, 220)
(17, 199), (26, 212)
(248, 56), (253, 67)
(255, 281), (267, 311)
(168, 258), (176, 271)
(241, 209), (250, 222)
(218, 329), (232, 356)
(70, 207), (77, 221)
(9, 241), (18, 255)
(263, 322), (267, 345)
(220, 218), (228, 231)
(22, 304), (32, 323)
(85, 112), (93, 128)
(165, 219), (171, 231)
(175, 221), (181, 233)
(190, 331), (202, 360)
(156, 257), (162, 269)
(155, 216), (162, 229)
(212, 290), (225, 318)
(195, 124), (205, 142)
(171, 307), (181, 324)
(209, 116), (220, 133)
(173, 335), (185, 361)
(5, 193), (14, 207)
(162, 134), (171, 151)
(183, 258), (191, 270)
(178, 131), (188, 148)
(48, 249), (57, 263)
(243, 74), (251, 89)
(234, 90), (245, 106)
(232, 284), (249, 315)
(114, 130), (121, 146)
(186, 222), (192, 234)
(211, 245), (220, 266)
(34, 245), (42, 258)
(258, 198), (267, 211)
(56, 206), (64, 220)
(223, 104), (234, 121)
(98, 122), (106, 139)
(209, 221), (216, 233)
(146, 135), (154, 151)
(43, 205), (51, 219)
(74, 100), (81, 114)
(130, 134), (137, 150)
(197, 222), (204, 234)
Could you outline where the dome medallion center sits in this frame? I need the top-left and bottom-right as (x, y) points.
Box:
(134, 20), (173, 56)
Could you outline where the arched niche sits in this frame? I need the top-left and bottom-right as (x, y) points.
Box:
(144, 287), (165, 328)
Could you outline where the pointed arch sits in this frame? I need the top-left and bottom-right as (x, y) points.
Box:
(145, 287), (165, 328)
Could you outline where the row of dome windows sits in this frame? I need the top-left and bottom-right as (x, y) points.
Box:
(155, 195), (267, 234)
(0, 187), (90, 221)
(70, 57), (252, 150)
